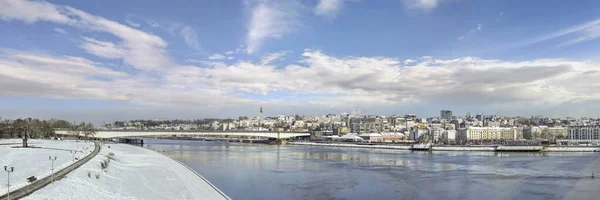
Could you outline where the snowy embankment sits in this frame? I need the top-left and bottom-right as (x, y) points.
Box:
(0, 139), (94, 196)
(24, 143), (230, 200)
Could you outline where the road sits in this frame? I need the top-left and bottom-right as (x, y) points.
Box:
(0, 141), (100, 200)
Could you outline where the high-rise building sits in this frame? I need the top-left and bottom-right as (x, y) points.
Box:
(440, 110), (453, 121)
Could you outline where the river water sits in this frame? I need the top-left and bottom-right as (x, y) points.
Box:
(143, 139), (600, 200)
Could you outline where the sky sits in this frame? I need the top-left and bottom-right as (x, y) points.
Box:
(1, 0), (600, 124)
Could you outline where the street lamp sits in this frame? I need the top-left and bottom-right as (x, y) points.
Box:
(4, 166), (14, 200)
(71, 150), (77, 171)
(49, 156), (57, 184)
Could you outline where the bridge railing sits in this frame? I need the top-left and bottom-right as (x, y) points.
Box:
(55, 130), (310, 139)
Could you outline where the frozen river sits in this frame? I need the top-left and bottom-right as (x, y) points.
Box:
(144, 139), (600, 200)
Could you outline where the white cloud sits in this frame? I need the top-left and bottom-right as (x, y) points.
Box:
(0, 0), (172, 71)
(53, 27), (67, 34)
(208, 53), (226, 60)
(457, 24), (483, 40)
(228, 56), (234, 60)
(180, 26), (201, 52)
(246, 1), (301, 54)
(314, 0), (348, 19)
(558, 24), (600, 47)
(166, 24), (202, 52)
(0, 0), (74, 24)
(125, 19), (140, 27)
(1, 45), (600, 118)
(513, 17), (600, 48)
(0, 49), (127, 100)
(147, 20), (160, 27)
(403, 59), (417, 65)
(79, 37), (126, 59)
(260, 51), (290, 65)
(0, 1), (171, 70)
(496, 12), (504, 21)
(403, 0), (439, 12)
(4, 0), (600, 119)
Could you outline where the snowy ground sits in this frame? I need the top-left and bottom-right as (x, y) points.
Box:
(0, 139), (94, 196)
(24, 143), (230, 200)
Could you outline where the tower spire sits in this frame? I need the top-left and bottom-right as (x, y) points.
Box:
(259, 105), (263, 120)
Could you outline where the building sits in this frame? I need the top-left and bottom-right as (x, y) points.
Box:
(440, 110), (453, 121)
(380, 132), (405, 142)
(429, 124), (443, 142)
(441, 130), (456, 143)
(350, 118), (382, 133)
(568, 125), (600, 140)
(524, 126), (568, 139)
(410, 125), (429, 141)
(359, 133), (384, 143)
(542, 126), (568, 139)
(523, 126), (543, 139)
(458, 127), (517, 141)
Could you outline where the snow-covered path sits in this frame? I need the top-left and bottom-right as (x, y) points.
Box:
(24, 143), (230, 200)
(0, 139), (94, 196)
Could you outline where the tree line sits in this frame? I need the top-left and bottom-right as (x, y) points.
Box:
(0, 117), (95, 139)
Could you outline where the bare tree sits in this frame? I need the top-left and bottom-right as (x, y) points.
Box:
(68, 123), (82, 138)
(82, 122), (96, 140)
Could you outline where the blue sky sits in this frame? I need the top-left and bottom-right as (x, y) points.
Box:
(1, 0), (600, 123)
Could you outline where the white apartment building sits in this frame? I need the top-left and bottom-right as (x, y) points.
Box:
(459, 127), (517, 141)
(568, 125), (600, 140)
(442, 130), (456, 142)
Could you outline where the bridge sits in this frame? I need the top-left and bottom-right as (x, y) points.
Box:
(54, 130), (311, 139)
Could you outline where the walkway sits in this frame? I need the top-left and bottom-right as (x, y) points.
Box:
(0, 142), (100, 200)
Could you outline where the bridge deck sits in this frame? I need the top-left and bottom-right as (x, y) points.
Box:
(55, 130), (310, 139)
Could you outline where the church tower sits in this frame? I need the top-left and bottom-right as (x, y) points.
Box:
(258, 105), (263, 126)
(259, 105), (263, 119)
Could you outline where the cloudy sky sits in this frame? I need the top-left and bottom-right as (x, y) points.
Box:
(1, 0), (600, 123)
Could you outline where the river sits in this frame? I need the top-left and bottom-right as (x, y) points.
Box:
(143, 139), (600, 200)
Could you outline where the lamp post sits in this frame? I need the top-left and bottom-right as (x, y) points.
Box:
(71, 150), (77, 171)
(49, 156), (57, 184)
(4, 166), (14, 200)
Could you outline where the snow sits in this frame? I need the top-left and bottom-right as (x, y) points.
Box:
(0, 139), (94, 196)
(24, 143), (230, 200)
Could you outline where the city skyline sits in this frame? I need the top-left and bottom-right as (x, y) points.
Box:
(1, 0), (600, 124)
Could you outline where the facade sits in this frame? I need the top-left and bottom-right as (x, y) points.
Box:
(359, 133), (384, 142)
(380, 132), (404, 142)
(523, 126), (543, 139)
(568, 125), (600, 140)
(459, 127), (517, 141)
(440, 110), (453, 121)
(524, 126), (568, 139)
(543, 126), (568, 139)
(429, 124), (443, 142)
(350, 118), (382, 133)
(441, 130), (456, 142)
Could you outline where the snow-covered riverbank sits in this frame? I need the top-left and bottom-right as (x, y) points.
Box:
(24, 143), (230, 200)
(0, 139), (94, 196)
